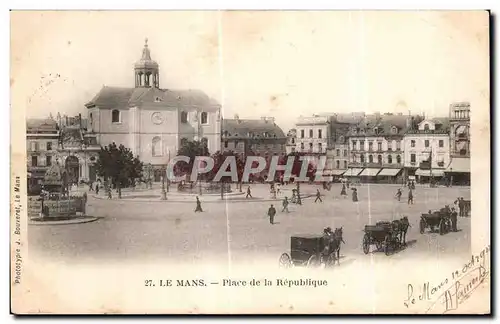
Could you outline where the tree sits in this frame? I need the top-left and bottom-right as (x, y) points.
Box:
(95, 142), (143, 199)
(175, 140), (210, 178)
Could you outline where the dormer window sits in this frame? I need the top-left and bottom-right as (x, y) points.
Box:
(154, 97), (162, 102)
(424, 124), (430, 131)
(352, 128), (357, 135)
(391, 126), (398, 134)
(360, 129), (365, 135)
(373, 127), (379, 135)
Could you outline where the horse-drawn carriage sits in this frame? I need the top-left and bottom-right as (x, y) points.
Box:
(279, 228), (344, 268)
(362, 218), (410, 256)
(420, 208), (452, 235)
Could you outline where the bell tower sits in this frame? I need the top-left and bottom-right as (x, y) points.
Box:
(134, 38), (160, 88)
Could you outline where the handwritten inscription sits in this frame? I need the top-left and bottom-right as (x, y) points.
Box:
(404, 245), (490, 313)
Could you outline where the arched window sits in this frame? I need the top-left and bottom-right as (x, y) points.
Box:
(152, 136), (163, 157)
(360, 155), (365, 163)
(181, 111), (188, 123)
(388, 155), (393, 164)
(201, 112), (208, 124)
(180, 138), (188, 146)
(300, 142), (305, 150)
(377, 155), (382, 164)
(111, 110), (120, 123)
(291, 138), (295, 144)
(369, 155), (373, 163)
(344, 161), (347, 169)
(396, 155), (401, 164)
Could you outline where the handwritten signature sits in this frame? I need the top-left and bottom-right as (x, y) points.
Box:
(404, 245), (491, 314)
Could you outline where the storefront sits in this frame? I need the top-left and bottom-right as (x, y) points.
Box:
(358, 168), (381, 183)
(445, 157), (470, 186)
(377, 168), (403, 184)
(415, 169), (445, 184)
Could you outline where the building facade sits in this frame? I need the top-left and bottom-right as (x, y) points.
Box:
(346, 113), (420, 183)
(285, 128), (297, 155)
(403, 118), (450, 183)
(221, 116), (286, 157)
(85, 39), (221, 170)
(26, 118), (60, 189)
(446, 102), (471, 185)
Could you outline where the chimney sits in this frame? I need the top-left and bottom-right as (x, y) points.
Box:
(79, 113), (82, 128)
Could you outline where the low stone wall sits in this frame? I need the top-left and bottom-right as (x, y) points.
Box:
(28, 197), (86, 219)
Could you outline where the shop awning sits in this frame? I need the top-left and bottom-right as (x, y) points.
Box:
(445, 157), (470, 173)
(323, 169), (347, 176)
(415, 169), (445, 177)
(377, 168), (402, 177)
(344, 168), (364, 177)
(359, 168), (381, 177)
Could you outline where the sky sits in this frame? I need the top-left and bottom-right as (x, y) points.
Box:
(11, 11), (489, 131)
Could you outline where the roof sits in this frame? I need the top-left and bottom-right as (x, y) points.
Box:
(346, 114), (424, 137)
(85, 86), (220, 111)
(222, 119), (286, 139)
(26, 118), (58, 132)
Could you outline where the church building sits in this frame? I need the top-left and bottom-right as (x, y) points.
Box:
(85, 39), (222, 170)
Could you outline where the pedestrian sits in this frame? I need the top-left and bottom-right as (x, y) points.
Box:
(314, 189), (323, 203)
(454, 197), (461, 216)
(282, 197), (290, 213)
(268, 204), (277, 224)
(451, 207), (458, 232)
(246, 186), (253, 199)
(107, 188), (112, 199)
(340, 183), (347, 198)
(95, 183), (99, 195)
(276, 183), (281, 195)
(411, 181), (416, 190)
(459, 197), (465, 217)
(89, 181), (94, 192)
(352, 188), (358, 202)
(407, 188), (414, 205)
(195, 196), (203, 212)
(296, 192), (302, 205)
(395, 188), (402, 201)
(291, 189), (297, 203)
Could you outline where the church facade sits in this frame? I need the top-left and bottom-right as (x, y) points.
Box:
(85, 39), (222, 169)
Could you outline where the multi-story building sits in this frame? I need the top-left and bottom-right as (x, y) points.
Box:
(295, 115), (329, 156)
(346, 113), (422, 183)
(221, 116), (287, 158)
(26, 118), (60, 189)
(57, 115), (101, 184)
(285, 128), (297, 155)
(445, 102), (471, 185)
(85, 39), (221, 173)
(403, 118), (450, 183)
(324, 113), (365, 178)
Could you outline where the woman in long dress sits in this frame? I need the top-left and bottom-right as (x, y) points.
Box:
(340, 184), (347, 198)
(352, 188), (358, 202)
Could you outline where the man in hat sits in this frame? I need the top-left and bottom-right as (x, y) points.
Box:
(314, 189), (323, 203)
(407, 188), (414, 205)
(268, 204), (277, 225)
(450, 207), (458, 232)
(246, 186), (253, 199)
(195, 196), (203, 212)
(282, 197), (290, 213)
(395, 188), (402, 202)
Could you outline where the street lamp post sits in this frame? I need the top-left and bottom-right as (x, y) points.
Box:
(160, 166), (167, 200)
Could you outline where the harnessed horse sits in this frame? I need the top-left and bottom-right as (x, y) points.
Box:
(321, 227), (346, 265)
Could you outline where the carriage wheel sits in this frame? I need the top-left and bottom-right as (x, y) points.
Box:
(439, 219), (446, 235)
(279, 253), (292, 268)
(307, 255), (320, 268)
(419, 220), (425, 234)
(384, 235), (391, 256)
(362, 234), (370, 254)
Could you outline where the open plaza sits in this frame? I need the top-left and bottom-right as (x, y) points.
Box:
(29, 182), (471, 268)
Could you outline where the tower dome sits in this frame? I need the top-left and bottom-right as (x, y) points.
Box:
(134, 38), (160, 88)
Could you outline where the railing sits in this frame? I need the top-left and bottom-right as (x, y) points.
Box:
(348, 162), (404, 168)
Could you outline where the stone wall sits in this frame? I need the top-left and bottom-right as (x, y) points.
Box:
(28, 197), (86, 219)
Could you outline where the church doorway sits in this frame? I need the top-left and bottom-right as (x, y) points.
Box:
(65, 155), (80, 185)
